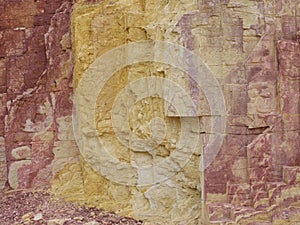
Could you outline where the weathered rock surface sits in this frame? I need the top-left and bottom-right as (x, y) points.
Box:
(0, 0), (299, 224)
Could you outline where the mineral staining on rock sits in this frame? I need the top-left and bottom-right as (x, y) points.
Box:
(70, 1), (202, 223)
(0, 0), (300, 224)
(71, 0), (300, 224)
(0, 0), (75, 190)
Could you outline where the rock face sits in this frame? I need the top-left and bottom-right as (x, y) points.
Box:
(0, 0), (300, 224)
(0, 0), (75, 190)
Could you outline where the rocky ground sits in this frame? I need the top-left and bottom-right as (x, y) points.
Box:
(0, 190), (144, 225)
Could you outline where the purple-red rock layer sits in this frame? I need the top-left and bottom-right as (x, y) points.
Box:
(0, 0), (73, 189)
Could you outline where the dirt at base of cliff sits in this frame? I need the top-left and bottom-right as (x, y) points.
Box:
(0, 189), (144, 225)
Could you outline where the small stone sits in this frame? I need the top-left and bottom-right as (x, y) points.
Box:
(84, 221), (100, 225)
(47, 219), (68, 225)
(21, 212), (33, 222)
(73, 216), (84, 221)
(33, 212), (43, 221)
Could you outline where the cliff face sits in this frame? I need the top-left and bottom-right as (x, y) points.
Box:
(0, 0), (299, 224)
(0, 0), (74, 190)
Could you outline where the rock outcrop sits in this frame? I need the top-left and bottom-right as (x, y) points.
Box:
(0, 0), (299, 224)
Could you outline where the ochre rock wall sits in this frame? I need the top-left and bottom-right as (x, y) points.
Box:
(0, 0), (74, 189)
(0, 0), (299, 224)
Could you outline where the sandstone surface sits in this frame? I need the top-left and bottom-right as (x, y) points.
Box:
(0, 0), (299, 224)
